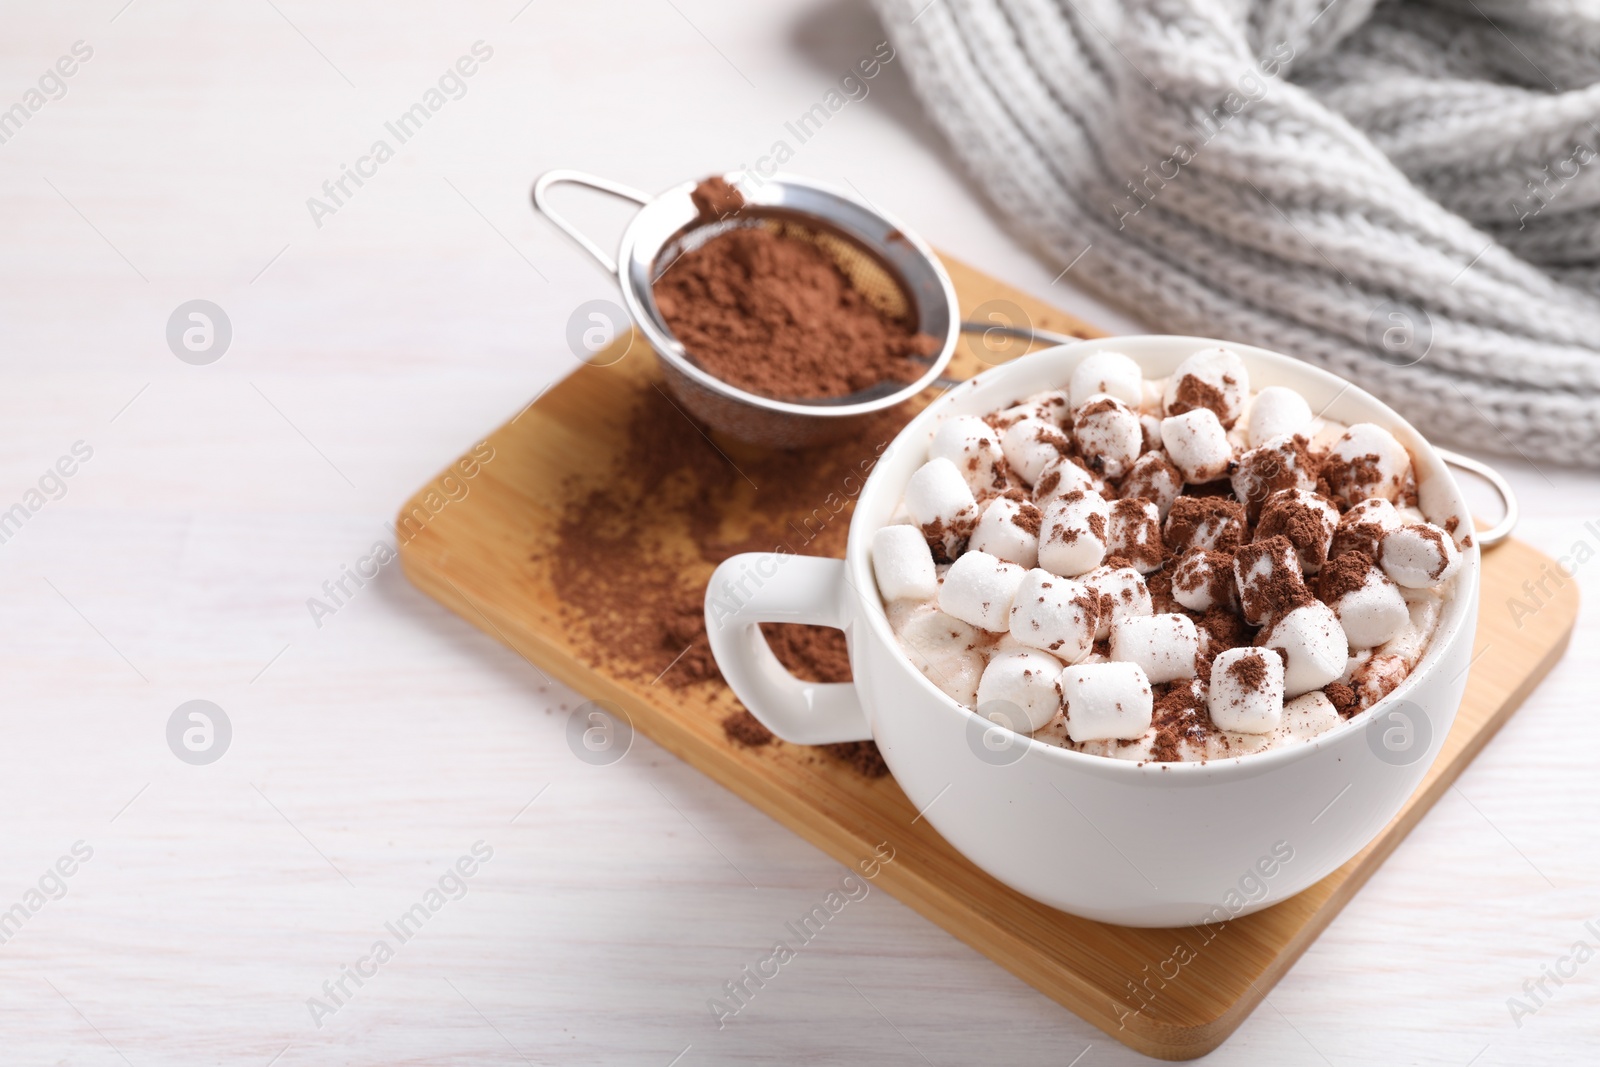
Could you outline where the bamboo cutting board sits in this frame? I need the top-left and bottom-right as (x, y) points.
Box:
(396, 255), (1578, 1060)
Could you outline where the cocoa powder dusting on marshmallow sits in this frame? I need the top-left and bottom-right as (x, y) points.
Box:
(1237, 437), (1314, 520)
(1256, 490), (1334, 566)
(1175, 548), (1235, 603)
(1033, 423), (1071, 453)
(1330, 518), (1387, 561)
(1144, 565), (1183, 615)
(1010, 501), (1043, 536)
(1166, 373), (1228, 422)
(1163, 496), (1245, 554)
(1226, 652), (1269, 692)
(1317, 550), (1378, 604)
(1326, 452), (1383, 505)
(1324, 682), (1359, 718)
(1239, 536), (1314, 627)
(921, 512), (976, 562)
(1120, 451), (1179, 502)
(1111, 498), (1165, 570)
(1198, 606), (1252, 655)
(1149, 681), (1212, 762)
(1410, 522), (1453, 579)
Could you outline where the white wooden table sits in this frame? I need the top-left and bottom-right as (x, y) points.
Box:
(2, 2), (1595, 1063)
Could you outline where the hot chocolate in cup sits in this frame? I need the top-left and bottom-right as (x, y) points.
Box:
(704, 336), (1481, 926)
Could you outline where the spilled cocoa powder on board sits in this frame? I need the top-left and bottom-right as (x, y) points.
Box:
(548, 375), (905, 778)
(760, 622), (852, 682)
(651, 178), (939, 401)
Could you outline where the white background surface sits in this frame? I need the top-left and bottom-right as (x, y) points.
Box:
(1, 1), (1596, 1064)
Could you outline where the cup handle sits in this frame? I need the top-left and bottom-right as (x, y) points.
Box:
(1435, 448), (1518, 548)
(530, 169), (651, 279)
(703, 553), (872, 745)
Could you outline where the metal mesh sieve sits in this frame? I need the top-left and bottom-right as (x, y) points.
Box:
(533, 170), (959, 448)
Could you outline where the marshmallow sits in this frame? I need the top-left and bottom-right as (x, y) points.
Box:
(1163, 346), (1249, 427)
(1233, 535), (1310, 626)
(1231, 434), (1317, 521)
(1083, 565), (1153, 640)
(969, 496), (1042, 569)
(989, 403), (1033, 432)
(1207, 647), (1286, 734)
(976, 648), (1065, 732)
(1037, 490), (1111, 577)
(1259, 600), (1347, 697)
(1280, 691), (1341, 742)
(1379, 523), (1463, 588)
(1255, 489), (1339, 573)
(1138, 413), (1163, 455)
(1247, 386), (1314, 448)
(1319, 553), (1409, 649)
(1329, 497), (1402, 560)
(904, 458), (979, 555)
(1163, 495), (1246, 555)
(1018, 389), (1073, 427)
(1118, 451), (1182, 520)
(992, 631), (1029, 656)
(1160, 408), (1234, 483)
(1033, 454), (1102, 504)
(1070, 350), (1143, 410)
(1347, 650), (1408, 708)
(1072, 395), (1143, 479)
(1110, 612), (1199, 684)
(871, 525), (938, 602)
(1061, 661), (1154, 742)
(890, 602), (983, 705)
(938, 550), (1027, 632)
(1171, 549), (1238, 612)
(1000, 417), (1072, 487)
(1107, 497), (1164, 573)
(929, 415), (1006, 495)
(1324, 423), (1411, 505)
(1008, 568), (1099, 662)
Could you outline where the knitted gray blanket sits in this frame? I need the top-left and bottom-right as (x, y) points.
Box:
(872, 0), (1600, 467)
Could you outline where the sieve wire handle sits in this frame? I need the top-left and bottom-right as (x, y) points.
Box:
(531, 169), (651, 278)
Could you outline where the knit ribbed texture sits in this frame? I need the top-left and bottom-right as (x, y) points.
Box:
(873, 0), (1600, 466)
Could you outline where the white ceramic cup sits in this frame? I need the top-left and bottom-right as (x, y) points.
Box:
(704, 337), (1479, 927)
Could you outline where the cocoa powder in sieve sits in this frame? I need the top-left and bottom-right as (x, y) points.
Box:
(690, 176), (745, 222)
(651, 179), (939, 400)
